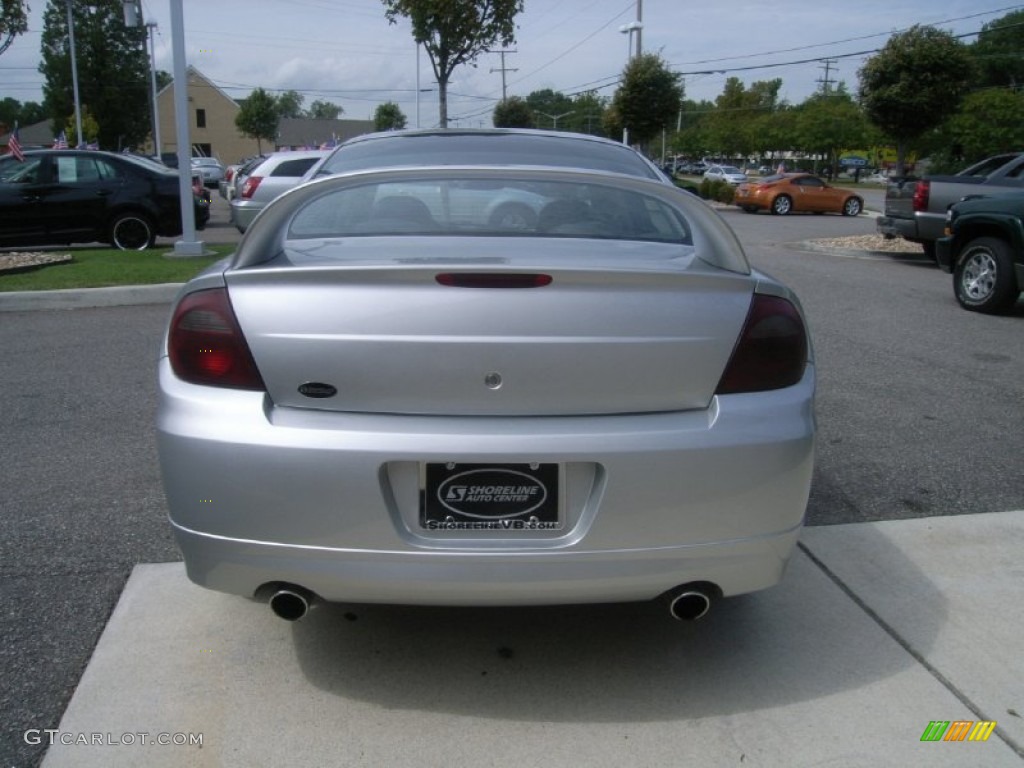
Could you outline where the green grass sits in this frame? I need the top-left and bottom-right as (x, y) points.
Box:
(0, 245), (235, 292)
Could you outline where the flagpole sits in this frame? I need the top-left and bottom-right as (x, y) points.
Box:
(66, 0), (83, 147)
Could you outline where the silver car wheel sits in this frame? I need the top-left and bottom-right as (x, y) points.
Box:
(959, 250), (997, 301)
(110, 213), (154, 251)
(771, 195), (792, 215)
(842, 197), (863, 216)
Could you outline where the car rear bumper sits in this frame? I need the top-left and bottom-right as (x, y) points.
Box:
(229, 199), (262, 232)
(157, 359), (815, 606)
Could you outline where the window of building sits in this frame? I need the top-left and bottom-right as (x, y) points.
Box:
(196, 109), (206, 128)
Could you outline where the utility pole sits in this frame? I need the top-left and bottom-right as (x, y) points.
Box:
(635, 0), (642, 57)
(489, 49), (517, 101)
(817, 58), (837, 94)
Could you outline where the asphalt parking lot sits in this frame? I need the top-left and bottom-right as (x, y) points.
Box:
(1, 195), (1021, 767)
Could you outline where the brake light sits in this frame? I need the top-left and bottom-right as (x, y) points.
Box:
(240, 176), (263, 199)
(226, 168), (235, 181)
(715, 294), (808, 394)
(436, 273), (552, 288)
(912, 180), (930, 212)
(167, 288), (265, 390)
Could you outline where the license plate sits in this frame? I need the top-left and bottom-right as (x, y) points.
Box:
(422, 463), (561, 531)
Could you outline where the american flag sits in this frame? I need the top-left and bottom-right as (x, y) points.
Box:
(7, 122), (24, 161)
(54, 130), (68, 149)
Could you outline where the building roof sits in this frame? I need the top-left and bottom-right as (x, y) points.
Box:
(0, 120), (56, 148)
(276, 118), (375, 149)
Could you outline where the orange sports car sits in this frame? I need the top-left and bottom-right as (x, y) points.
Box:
(733, 173), (864, 216)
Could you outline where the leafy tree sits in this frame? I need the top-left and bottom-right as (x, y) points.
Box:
(276, 89), (305, 119)
(235, 87), (279, 154)
(858, 25), (975, 174)
(39, 0), (150, 149)
(565, 90), (607, 136)
(0, 97), (45, 131)
(0, 0), (29, 51)
(382, 0), (523, 127)
(525, 88), (573, 129)
(795, 90), (871, 176)
(945, 88), (1024, 162)
(492, 95), (533, 128)
(610, 53), (682, 148)
(970, 10), (1024, 90)
(374, 101), (407, 131)
(307, 99), (343, 120)
(702, 77), (782, 159)
(64, 104), (99, 145)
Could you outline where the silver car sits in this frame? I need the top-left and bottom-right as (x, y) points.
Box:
(157, 138), (814, 624)
(190, 156), (225, 187)
(230, 150), (329, 232)
(704, 164), (749, 185)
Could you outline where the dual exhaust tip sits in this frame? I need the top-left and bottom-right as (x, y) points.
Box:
(265, 582), (717, 623)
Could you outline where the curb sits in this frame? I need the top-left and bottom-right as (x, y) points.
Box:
(0, 283), (184, 313)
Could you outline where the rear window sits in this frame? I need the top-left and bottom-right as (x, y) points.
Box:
(287, 177), (691, 244)
(271, 157), (320, 177)
(316, 133), (661, 181)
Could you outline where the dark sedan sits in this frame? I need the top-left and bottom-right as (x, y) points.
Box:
(0, 150), (209, 250)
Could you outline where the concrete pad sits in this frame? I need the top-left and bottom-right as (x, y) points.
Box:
(801, 510), (1024, 751)
(43, 518), (1022, 767)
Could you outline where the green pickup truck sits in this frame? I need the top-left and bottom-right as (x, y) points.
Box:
(935, 191), (1024, 314)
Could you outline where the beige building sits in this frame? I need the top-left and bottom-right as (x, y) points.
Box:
(150, 66), (375, 164)
(151, 66), (260, 164)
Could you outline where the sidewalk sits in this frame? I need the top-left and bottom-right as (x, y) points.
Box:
(41, 511), (1024, 767)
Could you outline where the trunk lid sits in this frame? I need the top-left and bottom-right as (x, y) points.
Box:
(225, 238), (753, 416)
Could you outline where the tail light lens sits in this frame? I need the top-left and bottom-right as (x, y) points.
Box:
(240, 176), (263, 199)
(168, 288), (265, 390)
(226, 168), (235, 181)
(912, 179), (930, 212)
(715, 294), (808, 395)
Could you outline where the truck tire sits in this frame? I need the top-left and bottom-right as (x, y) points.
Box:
(953, 236), (1018, 314)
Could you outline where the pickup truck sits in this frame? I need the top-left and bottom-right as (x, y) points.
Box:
(935, 191), (1024, 314)
(877, 152), (1024, 259)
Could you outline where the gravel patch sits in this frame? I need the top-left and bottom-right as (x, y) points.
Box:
(0, 252), (73, 274)
(805, 234), (925, 254)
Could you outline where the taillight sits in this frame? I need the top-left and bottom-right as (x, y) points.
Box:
(240, 176), (263, 199)
(715, 294), (808, 395)
(167, 288), (265, 390)
(912, 180), (930, 212)
(226, 168), (235, 181)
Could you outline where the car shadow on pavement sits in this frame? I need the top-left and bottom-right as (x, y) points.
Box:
(287, 529), (945, 723)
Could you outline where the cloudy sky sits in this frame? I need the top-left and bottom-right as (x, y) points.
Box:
(2, 0), (1020, 128)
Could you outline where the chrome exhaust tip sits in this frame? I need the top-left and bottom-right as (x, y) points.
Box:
(663, 582), (718, 621)
(269, 586), (315, 621)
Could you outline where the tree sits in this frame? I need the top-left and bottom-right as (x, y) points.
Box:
(858, 25), (975, 174)
(382, 0), (523, 128)
(566, 91), (607, 136)
(374, 101), (407, 131)
(492, 95), (533, 128)
(307, 99), (343, 120)
(1, 0), (29, 53)
(970, 10), (1024, 90)
(795, 90), (872, 176)
(64, 104), (99, 146)
(275, 89), (305, 119)
(610, 53), (682, 148)
(39, 0), (150, 149)
(945, 88), (1024, 162)
(525, 88), (573, 129)
(235, 87), (279, 154)
(0, 97), (45, 131)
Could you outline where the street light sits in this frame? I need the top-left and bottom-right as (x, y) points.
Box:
(618, 20), (643, 145)
(536, 110), (573, 130)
